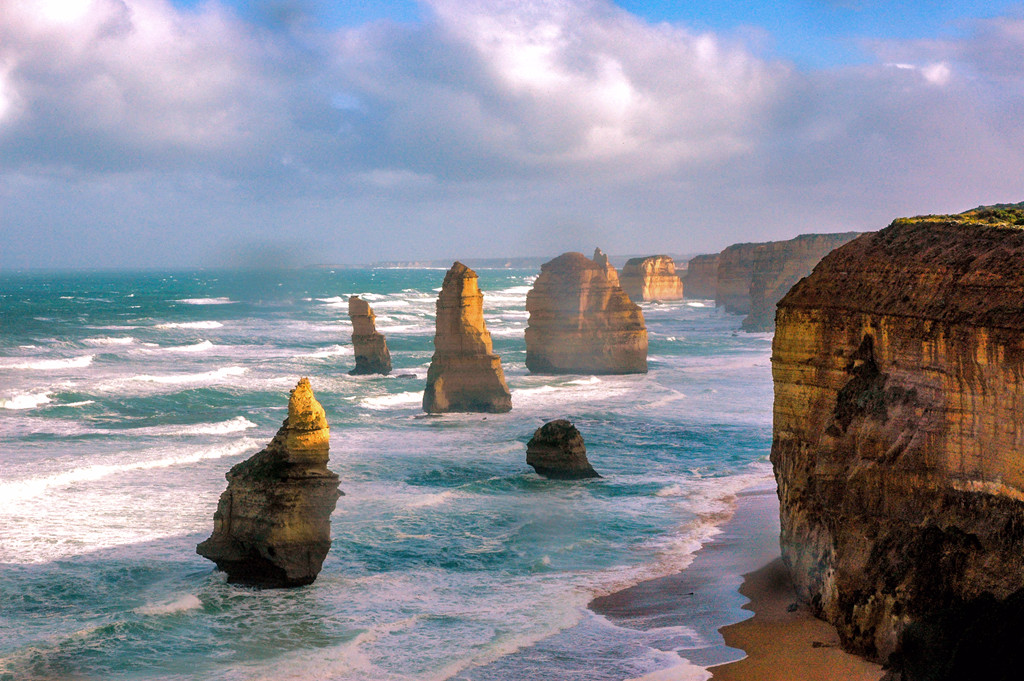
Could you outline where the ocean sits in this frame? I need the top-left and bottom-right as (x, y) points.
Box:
(0, 268), (774, 681)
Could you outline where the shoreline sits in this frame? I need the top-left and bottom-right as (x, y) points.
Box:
(591, 482), (885, 681)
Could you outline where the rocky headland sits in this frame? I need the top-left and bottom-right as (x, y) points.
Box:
(197, 378), (342, 587)
(526, 419), (600, 479)
(525, 251), (648, 374)
(742, 232), (861, 332)
(348, 295), (392, 375)
(619, 255), (684, 302)
(715, 242), (762, 315)
(684, 253), (719, 300)
(770, 206), (1024, 679)
(423, 262), (513, 413)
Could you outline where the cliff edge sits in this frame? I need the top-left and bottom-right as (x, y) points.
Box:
(771, 206), (1024, 679)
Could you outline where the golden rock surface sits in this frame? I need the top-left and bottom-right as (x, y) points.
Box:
(348, 295), (392, 375)
(423, 262), (512, 413)
(771, 209), (1024, 668)
(197, 378), (341, 587)
(619, 255), (684, 302)
(525, 251), (647, 374)
(683, 253), (719, 300)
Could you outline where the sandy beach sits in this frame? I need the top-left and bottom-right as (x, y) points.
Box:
(592, 483), (886, 681)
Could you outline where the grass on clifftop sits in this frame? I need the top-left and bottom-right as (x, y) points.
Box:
(893, 203), (1024, 229)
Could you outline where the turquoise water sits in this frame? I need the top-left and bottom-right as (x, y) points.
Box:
(0, 268), (773, 680)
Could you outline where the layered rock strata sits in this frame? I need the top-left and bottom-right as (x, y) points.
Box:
(771, 207), (1024, 678)
(423, 262), (512, 413)
(742, 232), (861, 332)
(525, 252), (647, 374)
(348, 295), (392, 375)
(526, 419), (600, 479)
(715, 242), (762, 314)
(619, 255), (684, 302)
(197, 378), (342, 587)
(683, 253), (719, 300)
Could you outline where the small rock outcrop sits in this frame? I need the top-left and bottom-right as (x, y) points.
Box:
(525, 252), (647, 374)
(619, 255), (684, 302)
(423, 262), (512, 413)
(197, 378), (342, 587)
(742, 232), (861, 332)
(715, 242), (762, 314)
(348, 295), (392, 375)
(526, 419), (600, 479)
(683, 253), (719, 300)
(771, 206), (1024, 678)
(592, 247), (620, 285)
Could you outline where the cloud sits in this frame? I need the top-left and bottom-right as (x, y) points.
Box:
(1, 0), (1024, 268)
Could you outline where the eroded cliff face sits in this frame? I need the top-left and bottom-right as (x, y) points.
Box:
(423, 262), (513, 413)
(525, 252), (647, 374)
(348, 295), (392, 375)
(620, 255), (684, 302)
(715, 242), (761, 314)
(742, 232), (861, 332)
(197, 378), (342, 587)
(683, 253), (718, 300)
(771, 208), (1024, 678)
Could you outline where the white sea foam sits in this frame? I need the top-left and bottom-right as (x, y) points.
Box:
(0, 354), (94, 370)
(127, 366), (246, 384)
(61, 400), (96, 408)
(189, 416), (257, 435)
(82, 336), (136, 346)
(296, 345), (353, 359)
(0, 439), (256, 507)
(361, 391), (423, 410)
(174, 298), (236, 305)
(1, 391), (51, 410)
(135, 594), (203, 616)
(161, 340), (215, 353)
(154, 321), (224, 329)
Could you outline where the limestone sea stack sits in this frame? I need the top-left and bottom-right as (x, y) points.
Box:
(741, 232), (861, 332)
(715, 242), (761, 314)
(683, 253), (719, 300)
(592, 247), (620, 285)
(348, 295), (392, 375)
(619, 255), (684, 302)
(526, 419), (600, 479)
(197, 378), (342, 587)
(525, 252), (647, 374)
(422, 262), (512, 413)
(771, 206), (1024, 678)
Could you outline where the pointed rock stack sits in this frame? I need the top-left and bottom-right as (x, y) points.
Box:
(348, 295), (392, 375)
(423, 262), (513, 413)
(592, 247), (620, 285)
(619, 255), (684, 302)
(527, 420), (600, 479)
(197, 378), (342, 587)
(525, 252), (648, 374)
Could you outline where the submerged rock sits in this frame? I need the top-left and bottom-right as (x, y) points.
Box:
(771, 205), (1024, 678)
(526, 419), (600, 479)
(197, 378), (342, 587)
(683, 253), (719, 300)
(423, 262), (512, 413)
(348, 295), (392, 375)
(619, 255), (684, 302)
(525, 252), (647, 374)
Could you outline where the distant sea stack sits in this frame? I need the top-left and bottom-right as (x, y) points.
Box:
(525, 252), (647, 374)
(683, 253), (719, 300)
(526, 419), (600, 479)
(197, 378), (342, 587)
(619, 255), (684, 302)
(348, 295), (392, 375)
(771, 206), (1024, 678)
(742, 232), (861, 332)
(592, 247), (620, 284)
(422, 262), (513, 413)
(715, 242), (761, 315)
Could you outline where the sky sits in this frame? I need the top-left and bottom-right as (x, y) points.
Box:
(2, 0), (1024, 269)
